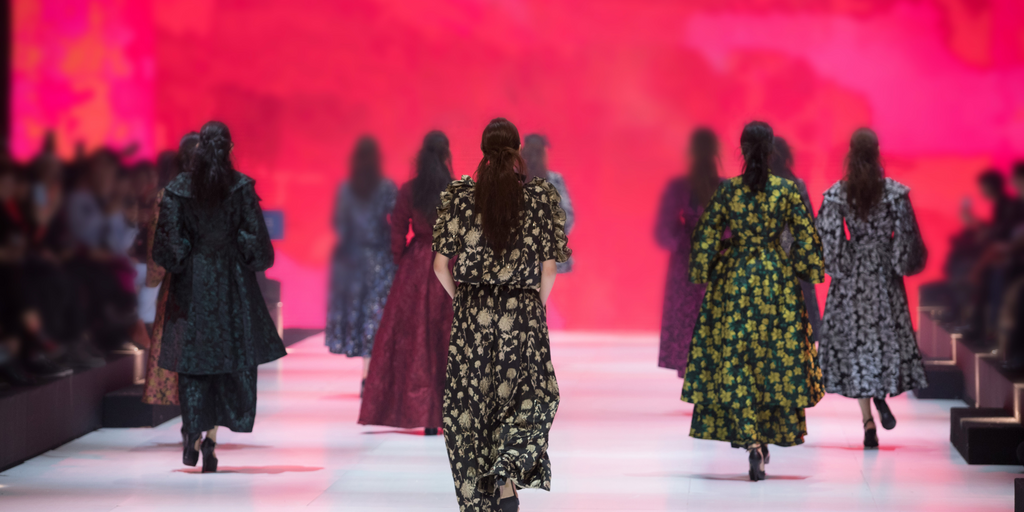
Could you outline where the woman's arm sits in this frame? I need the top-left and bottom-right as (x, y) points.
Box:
(433, 253), (456, 299)
(540, 259), (557, 306)
(390, 186), (413, 262)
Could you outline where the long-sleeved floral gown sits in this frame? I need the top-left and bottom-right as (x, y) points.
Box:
(432, 176), (571, 512)
(681, 175), (826, 448)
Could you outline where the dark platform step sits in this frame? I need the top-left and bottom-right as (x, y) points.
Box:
(951, 407), (1024, 465)
(102, 384), (180, 428)
(0, 354), (135, 471)
(913, 362), (964, 399)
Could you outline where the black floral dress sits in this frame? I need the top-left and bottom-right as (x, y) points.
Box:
(432, 176), (571, 512)
(816, 178), (928, 398)
(681, 175), (825, 448)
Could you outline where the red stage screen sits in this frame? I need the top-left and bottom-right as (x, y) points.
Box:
(13, 0), (1024, 331)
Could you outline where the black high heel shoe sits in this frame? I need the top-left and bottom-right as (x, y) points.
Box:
(182, 432), (201, 466)
(201, 438), (218, 473)
(872, 397), (896, 430)
(762, 444), (770, 464)
(748, 444), (766, 481)
(424, 427), (439, 436)
(863, 418), (879, 449)
(495, 477), (519, 512)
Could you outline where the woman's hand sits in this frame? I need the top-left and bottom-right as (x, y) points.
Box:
(540, 259), (557, 307)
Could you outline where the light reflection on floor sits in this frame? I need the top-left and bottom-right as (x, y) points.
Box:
(0, 332), (1015, 511)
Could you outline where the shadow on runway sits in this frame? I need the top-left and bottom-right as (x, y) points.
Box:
(688, 473), (810, 481)
(132, 443), (271, 452)
(174, 465), (323, 474)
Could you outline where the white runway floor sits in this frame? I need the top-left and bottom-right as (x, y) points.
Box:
(0, 332), (1016, 511)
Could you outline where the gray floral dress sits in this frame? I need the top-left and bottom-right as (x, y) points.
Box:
(325, 180), (398, 357)
(432, 176), (571, 512)
(816, 178), (929, 398)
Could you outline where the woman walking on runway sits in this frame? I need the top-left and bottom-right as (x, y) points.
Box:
(359, 130), (454, 434)
(432, 118), (570, 511)
(154, 121), (286, 472)
(681, 121), (825, 481)
(325, 137), (398, 394)
(816, 128), (928, 449)
(655, 128), (722, 378)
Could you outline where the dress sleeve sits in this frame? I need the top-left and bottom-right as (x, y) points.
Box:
(785, 182), (824, 283)
(891, 191), (928, 276)
(688, 182), (729, 284)
(332, 185), (349, 244)
(432, 179), (466, 257)
(235, 183), (275, 272)
(390, 186), (413, 262)
(816, 190), (847, 279)
(535, 180), (572, 263)
(152, 192), (191, 274)
(144, 190), (167, 287)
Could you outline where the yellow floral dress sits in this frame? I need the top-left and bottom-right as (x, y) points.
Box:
(432, 176), (571, 512)
(681, 175), (825, 447)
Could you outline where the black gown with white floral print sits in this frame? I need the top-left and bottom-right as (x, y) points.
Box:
(432, 176), (571, 512)
(816, 178), (929, 398)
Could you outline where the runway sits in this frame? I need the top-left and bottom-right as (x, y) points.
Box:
(0, 332), (1014, 511)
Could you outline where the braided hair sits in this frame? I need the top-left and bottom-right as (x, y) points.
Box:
(191, 121), (237, 210)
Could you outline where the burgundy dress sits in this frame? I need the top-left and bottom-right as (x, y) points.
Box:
(359, 183), (454, 429)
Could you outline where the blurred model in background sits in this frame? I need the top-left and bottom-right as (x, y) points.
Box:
(817, 128), (929, 449)
(433, 118), (570, 511)
(154, 121), (285, 473)
(682, 121), (824, 481)
(655, 128), (721, 378)
(770, 136), (822, 342)
(141, 132), (199, 410)
(325, 137), (398, 395)
(359, 131), (454, 434)
(522, 134), (574, 274)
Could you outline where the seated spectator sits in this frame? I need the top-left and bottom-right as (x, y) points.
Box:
(998, 162), (1024, 368)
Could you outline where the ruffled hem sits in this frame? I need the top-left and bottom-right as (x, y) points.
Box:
(526, 178), (573, 264)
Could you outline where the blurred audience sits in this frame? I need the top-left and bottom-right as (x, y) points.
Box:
(0, 135), (170, 388)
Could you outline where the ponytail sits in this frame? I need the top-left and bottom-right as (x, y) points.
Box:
(474, 118), (526, 257)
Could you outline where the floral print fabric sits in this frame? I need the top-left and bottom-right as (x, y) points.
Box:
(432, 176), (570, 512)
(325, 180), (398, 357)
(142, 189), (178, 406)
(681, 175), (825, 448)
(816, 178), (929, 398)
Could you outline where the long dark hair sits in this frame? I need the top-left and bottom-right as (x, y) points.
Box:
(411, 130), (453, 220)
(522, 133), (549, 182)
(350, 136), (383, 200)
(740, 121), (774, 193)
(688, 128), (720, 209)
(844, 128), (885, 219)
(158, 131), (198, 189)
(770, 136), (798, 182)
(474, 118), (526, 257)
(191, 121), (236, 210)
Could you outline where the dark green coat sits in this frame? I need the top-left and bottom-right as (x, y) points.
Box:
(153, 171), (286, 375)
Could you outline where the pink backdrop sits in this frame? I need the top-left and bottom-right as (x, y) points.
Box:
(13, 0), (1024, 331)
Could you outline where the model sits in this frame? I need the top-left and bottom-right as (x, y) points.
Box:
(681, 121), (825, 481)
(655, 128), (722, 378)
(432, 118), (570, 511)
(153, 121), (286, 473)
(324, 136), (398, 393)
(359, 131), (454, 433)
(522, 134), (575, 273)
(816, 128), (928, 448)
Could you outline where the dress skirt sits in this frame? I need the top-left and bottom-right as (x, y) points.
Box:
(359, 239), (453, 429)
(443, 284), (559, 512)
(178, 367), (258, 433)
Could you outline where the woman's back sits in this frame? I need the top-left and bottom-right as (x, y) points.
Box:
(433, 176), (569, 288)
